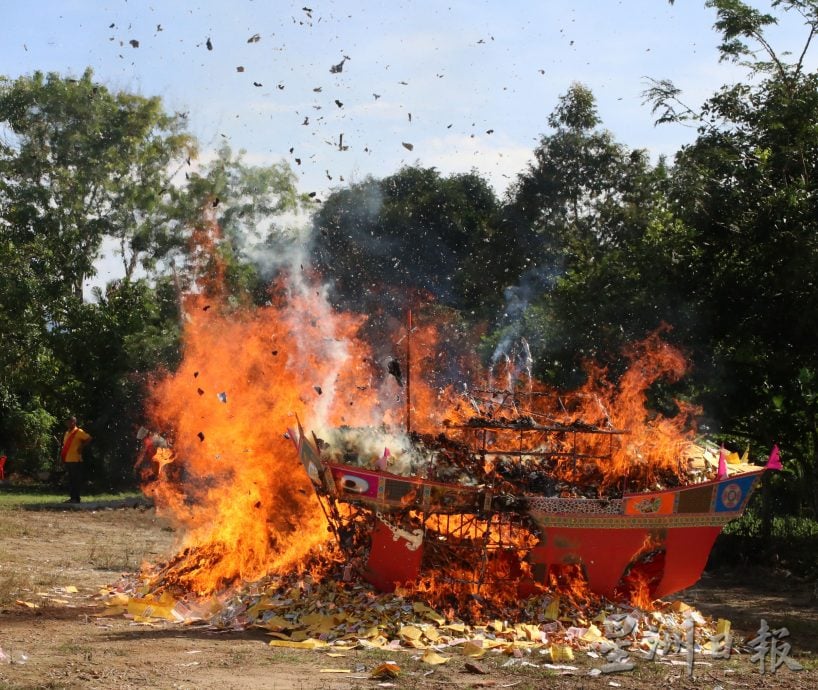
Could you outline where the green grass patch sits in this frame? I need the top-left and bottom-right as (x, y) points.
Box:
(0, 489), (143, 509)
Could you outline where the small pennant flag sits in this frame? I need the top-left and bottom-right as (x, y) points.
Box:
(376, 447), (390, 471)
(765, 444), (782, 471)
(716, 446), (728, 480)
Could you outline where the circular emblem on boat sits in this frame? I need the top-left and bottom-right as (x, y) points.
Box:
(720, 483), (743, 510)
(341, 474), (371, 494)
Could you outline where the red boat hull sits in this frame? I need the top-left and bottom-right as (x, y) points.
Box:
(292, 426), (764, 600)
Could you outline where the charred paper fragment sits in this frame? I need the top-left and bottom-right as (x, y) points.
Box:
(387, 359), (403, 386)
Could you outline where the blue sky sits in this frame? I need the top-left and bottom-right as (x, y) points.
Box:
(3, 1), (815, 201)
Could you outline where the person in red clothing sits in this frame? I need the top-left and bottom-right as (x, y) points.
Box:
(60, 416), (91, 503)
(134, 426), (167, 484)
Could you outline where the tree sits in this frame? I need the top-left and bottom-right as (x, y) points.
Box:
(50, 278), (183, 486)
(0, 69), (193, 475)
(0, 68), (195, 297)
(172, 145), (310, 305)
(312, 166), (504, 317)
(647, 0), (818, 519)
(498, 84), (671, 384)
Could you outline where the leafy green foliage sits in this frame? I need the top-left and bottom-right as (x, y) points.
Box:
(643, 1), (818, 524)
(499, 84), (674, 384)
(0, 69), (192, 479)
(173, 144), (309, 305)
(0, 69), (194, 294)
(312, 166), (506, 317)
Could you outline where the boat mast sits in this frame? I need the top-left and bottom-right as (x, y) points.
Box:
(406, 309), (412, 434)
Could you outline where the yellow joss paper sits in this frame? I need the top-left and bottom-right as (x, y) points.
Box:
(441, 622), (466, 633)
(422, 650), (450, 665)
(398, 625), (423, 641)
(549, 644), (575, 662)
(520, 623), (542, 642)
(268, 639), (327, 649)
(127, 599), (169, 620)
(300, 612), (328, 626)
(403, 638), (426, 649)
(582, 624), (603, 642)
(412, 601), (445, 625)
(543, 597), (560, 620)
(424, 627), (440, 642)
(257, 615), (291, 631)
(359, 625), (381, 639)
(462, 641), (486, 658)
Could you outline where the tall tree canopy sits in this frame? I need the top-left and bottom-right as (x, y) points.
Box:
(646, 0), (818, 514)
(0, 68), (195, 298)
(0, 69), (193, 476)
(498, 83), (671, 383)
(312, 166), (504, 317)
(173, 145), (311, 305)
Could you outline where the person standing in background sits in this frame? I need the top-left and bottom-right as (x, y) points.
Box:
(61, 416), (91, 503)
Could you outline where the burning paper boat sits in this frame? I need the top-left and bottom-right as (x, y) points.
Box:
(291, 390), (769, 603)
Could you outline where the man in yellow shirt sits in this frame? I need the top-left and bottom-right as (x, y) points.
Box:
(61, 416), (91, 503)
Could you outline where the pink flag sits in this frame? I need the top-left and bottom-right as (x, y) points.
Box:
(716, 446), (728, 480)
(765, 444), (782, 471)
(376, 447), (390, 471)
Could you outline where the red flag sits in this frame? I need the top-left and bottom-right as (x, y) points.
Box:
(765, 444), (782, 471)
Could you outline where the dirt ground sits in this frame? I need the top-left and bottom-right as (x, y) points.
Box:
(0, 503), (816, 690)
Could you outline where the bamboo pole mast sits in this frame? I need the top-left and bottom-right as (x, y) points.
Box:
(406, 309), (412, 434)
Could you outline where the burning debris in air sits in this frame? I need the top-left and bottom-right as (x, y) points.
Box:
(127, 211), (766, 625)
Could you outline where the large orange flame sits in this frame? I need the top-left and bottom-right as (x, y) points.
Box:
(141, 217), (698, 603)
(142, 275), (392, 595)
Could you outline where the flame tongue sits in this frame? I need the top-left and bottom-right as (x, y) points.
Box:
(143, 286), (382, 595)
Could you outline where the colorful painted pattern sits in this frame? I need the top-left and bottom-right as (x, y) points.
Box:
(624, 492), (675, 515)
(526, 497), (623, 515)
(528, 512), (736, 529)
(715, 473), (759, 513)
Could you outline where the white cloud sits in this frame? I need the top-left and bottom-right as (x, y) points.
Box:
(419, 133), (534, 197)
